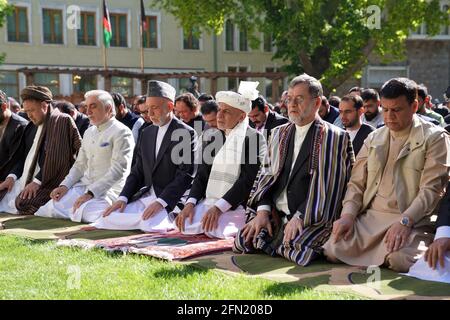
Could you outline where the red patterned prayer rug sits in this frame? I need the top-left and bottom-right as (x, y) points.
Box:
(58, 231), (234, 261)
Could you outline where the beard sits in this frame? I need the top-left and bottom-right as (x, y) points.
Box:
(343, 118), (358, 129)
(364, 110), (378, 121)
(288, 102), (315, 125)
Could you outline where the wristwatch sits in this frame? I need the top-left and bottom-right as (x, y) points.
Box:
(400, 216), (412, 227)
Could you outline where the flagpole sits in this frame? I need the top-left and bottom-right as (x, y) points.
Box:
(103, 42), (107, 70)
(102, 0), (110, 71)
(140, 25), (144, 73)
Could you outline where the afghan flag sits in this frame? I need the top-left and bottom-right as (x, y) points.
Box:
(103, 0), (112, 47)
(140, 0), (148, 31)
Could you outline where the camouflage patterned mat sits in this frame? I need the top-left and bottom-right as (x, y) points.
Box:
(185, 252), (450, 300)
(0, 213), (142, 240)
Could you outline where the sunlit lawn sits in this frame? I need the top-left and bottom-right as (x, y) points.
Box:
(0, 235), (364, 300)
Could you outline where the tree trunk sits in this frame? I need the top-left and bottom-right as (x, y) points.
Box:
(323, 39), (377, 95)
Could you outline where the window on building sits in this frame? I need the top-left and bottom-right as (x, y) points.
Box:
(43, 9), (63, 44)
(7, 6), (29, 42)
(225, 20), (235, 51)
(227, 66), (248, 91)
(142, 15), (158, 48)
(183, 28), (200, 50)
(263, 33), (273, 52)
(73, 75), (97, 94)
(0, 72), (19, 99)
(239, 28), (248, 51)
(366, 66), (408, 90)
(111, 77), (133, 97)
(110, 13), (128, 47)
(77, 11), (96, 46)
(34, 73), (60, 95)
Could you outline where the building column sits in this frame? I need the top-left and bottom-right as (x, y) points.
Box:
(25, 73), (34, 86)
(210, 78), (218, 96)
(272, 78), (279, 103)
(141, 79), (148, 96)
(60, 74), (72, 96)
(133, 78), (142, 96)
(104, 74), (112, 92)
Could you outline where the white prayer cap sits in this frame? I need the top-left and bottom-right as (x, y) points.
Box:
(216, 81), (259, 114)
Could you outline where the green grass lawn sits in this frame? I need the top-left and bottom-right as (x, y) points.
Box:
(0, 235), (363, 300)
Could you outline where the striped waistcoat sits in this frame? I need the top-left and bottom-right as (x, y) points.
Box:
(15, 108), (81, 215)
(240, 118), (355, 266)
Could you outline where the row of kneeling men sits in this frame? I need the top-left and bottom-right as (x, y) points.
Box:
(0, 76), (449, 280)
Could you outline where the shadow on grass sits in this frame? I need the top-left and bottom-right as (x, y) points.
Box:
(152, 264), (209, 279)
(350, 268), (450, 297)
(261, 275), (332, 298)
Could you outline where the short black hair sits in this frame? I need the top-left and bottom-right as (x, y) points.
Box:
(321, 96), (329, 107)
(417, 84), (428, 100)
(328, 96), (341, 108)
(341, 94), (364, 110)
(135, 95), (146, 105)
(380, 78), (418, 105)
(198, 93), (214, 102)
(251, 96), (267, 112)
(349, 86), (363, 94)
(54, 100), (76, 114)
(361, 88), (380, 102)
(111, 92), (127, 109)
(200, 100), (218, 115)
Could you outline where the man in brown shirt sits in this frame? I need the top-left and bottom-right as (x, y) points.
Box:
(323, 78), (450, 272)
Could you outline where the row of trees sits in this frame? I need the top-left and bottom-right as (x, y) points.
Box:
(153, 0), (450, 94)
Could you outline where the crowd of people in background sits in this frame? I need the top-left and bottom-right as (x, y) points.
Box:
(0, 75), (449, 284)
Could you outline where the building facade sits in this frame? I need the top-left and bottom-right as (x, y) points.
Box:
(0, 0), (286, 102)
(1, 1), (449, 103)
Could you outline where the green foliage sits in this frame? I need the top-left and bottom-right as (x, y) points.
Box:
(0, 0), (12, 27)
(0, 0), (13, 65)
(152, 0), (449, 93)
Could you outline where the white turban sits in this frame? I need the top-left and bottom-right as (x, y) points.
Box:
(216, 81), (260, 114)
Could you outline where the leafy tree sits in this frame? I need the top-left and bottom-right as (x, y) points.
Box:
(152, 0), (449, 94)
(0, 0), (13, 65)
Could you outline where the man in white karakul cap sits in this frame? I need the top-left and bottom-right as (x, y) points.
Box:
(175, 81), (267, 239)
